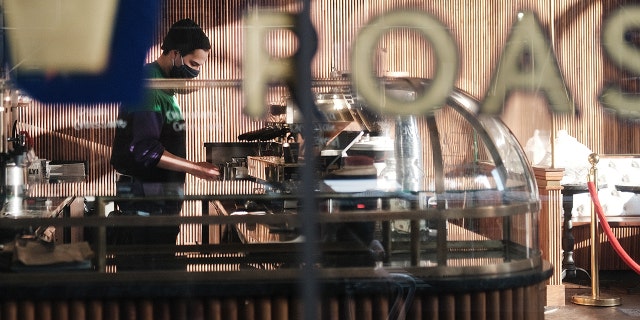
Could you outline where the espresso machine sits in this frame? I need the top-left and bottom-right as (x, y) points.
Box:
(241, 89), (389, 190)
(0, 86), (35, 216)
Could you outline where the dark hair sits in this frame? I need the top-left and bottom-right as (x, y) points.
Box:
(161, 18), (211, 56)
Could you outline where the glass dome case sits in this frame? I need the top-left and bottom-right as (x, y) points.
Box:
(315, 77), (541, 278)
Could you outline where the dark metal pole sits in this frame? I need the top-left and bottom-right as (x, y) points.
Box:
(293, 1), (319, 319)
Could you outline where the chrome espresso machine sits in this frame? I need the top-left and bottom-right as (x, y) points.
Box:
(0, 88), (34, 217)
(204, 80), (428, 203)
(208, 89), (393, 194)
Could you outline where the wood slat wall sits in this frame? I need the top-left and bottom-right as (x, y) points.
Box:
(14, 1), (640, 247)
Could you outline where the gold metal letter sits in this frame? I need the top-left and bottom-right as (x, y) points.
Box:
(351, 10), (458, 115)
(481, 12), (574, 115)
(243, 11), (296, 119)
(600, 5), (640, 119)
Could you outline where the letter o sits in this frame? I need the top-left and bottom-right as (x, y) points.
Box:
(351, 10), (459, 115)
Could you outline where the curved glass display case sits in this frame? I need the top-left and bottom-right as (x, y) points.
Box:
(199, 77), (545, 281)
(305, 77), (541, 278)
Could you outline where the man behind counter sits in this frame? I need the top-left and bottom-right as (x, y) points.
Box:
(110, 18), (220, 270)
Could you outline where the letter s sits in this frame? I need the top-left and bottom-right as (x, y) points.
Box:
(600, 5), (640, 119)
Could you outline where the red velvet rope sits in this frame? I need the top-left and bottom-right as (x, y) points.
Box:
(587, 181), (640, 274)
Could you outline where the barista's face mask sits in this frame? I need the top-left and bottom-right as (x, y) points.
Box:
(170, 53), (200, 79)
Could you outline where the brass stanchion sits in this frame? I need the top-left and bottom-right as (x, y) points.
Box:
(572, 153), (621, 306)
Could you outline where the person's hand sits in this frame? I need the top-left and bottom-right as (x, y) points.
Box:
(192, 162), (220, 180)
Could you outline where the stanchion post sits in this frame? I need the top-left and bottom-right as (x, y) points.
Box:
(572, 153), (621, 306)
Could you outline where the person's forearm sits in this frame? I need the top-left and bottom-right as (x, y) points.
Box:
(156, 150), (199, 174)
(156, 150), (220, 180)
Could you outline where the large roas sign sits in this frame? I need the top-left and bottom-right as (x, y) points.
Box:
(243, 7), (640, 119)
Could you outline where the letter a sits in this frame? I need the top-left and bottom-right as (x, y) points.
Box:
(481, 12), (574, 115)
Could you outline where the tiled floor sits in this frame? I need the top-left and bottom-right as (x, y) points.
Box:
(545, 271), (640, 319)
